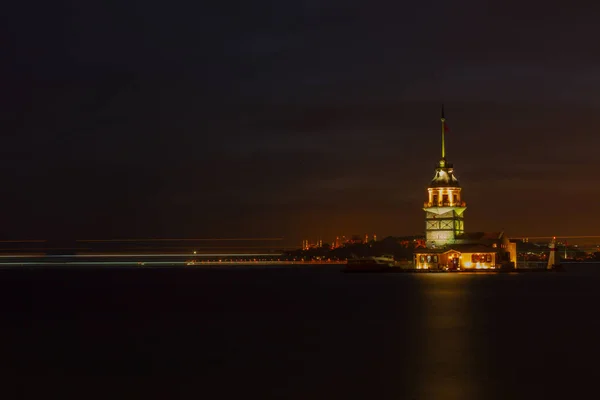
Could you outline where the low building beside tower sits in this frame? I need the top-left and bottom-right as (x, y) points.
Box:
(414, 232), (516, 270)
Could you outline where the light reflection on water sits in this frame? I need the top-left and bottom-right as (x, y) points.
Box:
(404, 267), (600, 399)
(4, 265), (600, 399)
(414, 275), (482, 400)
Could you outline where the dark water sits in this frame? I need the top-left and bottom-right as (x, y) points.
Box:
(1, 265), (599, 399)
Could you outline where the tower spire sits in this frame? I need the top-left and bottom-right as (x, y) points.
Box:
(441, 104), (446, 159)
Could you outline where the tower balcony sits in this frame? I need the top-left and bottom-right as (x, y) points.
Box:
(424, 201), (466, 208)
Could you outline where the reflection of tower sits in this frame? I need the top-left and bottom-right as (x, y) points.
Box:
(423, 106), (466, 248)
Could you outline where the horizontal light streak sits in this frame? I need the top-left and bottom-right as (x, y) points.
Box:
(49, 253), (283, 257)
(0, 253), (283, 259)
(511, 236), (600, 239)
(0, 240), (47, 243)
(183, 261), (344, 265)
(0, 261), (184, 266)
(0, 261), (343, 267)
(131, 246), (286, 248)
(76, 238), (284, 242)
(0, 254), (47, 258)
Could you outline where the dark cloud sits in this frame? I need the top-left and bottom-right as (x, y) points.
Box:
(2, 1), (600, 244)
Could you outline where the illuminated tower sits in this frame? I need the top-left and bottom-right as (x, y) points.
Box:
(423, 106), (466, 248)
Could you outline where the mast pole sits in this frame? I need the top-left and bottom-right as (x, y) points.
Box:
(441, 104), (446, 159)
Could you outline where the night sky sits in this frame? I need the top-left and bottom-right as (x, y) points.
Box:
(3, 1), (600, 244)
